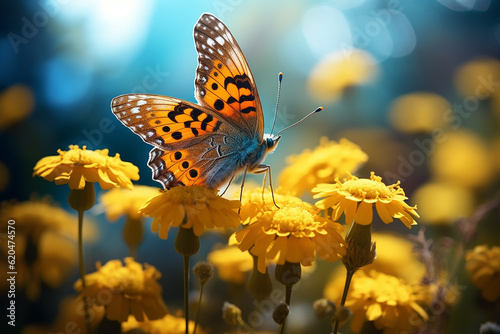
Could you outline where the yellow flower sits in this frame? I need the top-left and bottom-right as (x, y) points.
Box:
(99, 185), (160, 221)
(325, 233), (426, 304)
(344, 270), (428, 334)
(74, 257), (168, 322)
(239, 187), (314, 225)
(278, 138), (368, 196)
(122, 313), (207, 334)
(0, 198), (98, 241)
(0, 231), (78, 300)
(207, 245), (253, 284)
(388, 92), (451, 133)
(313, 172), (419, 228)
(308, 49), (378, 103)
(139, 185), (240, 238)
(33, 145), (139, 190)
(235, 202), (346, 274)
(465, 245), (500, 302)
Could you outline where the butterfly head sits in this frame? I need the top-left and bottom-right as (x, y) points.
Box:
(264, 134), (281, 153)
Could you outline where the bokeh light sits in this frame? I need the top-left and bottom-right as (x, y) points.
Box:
(389, 92), (451, 133)
(413, 181), (475, 225)
(307, 49), (378, 103)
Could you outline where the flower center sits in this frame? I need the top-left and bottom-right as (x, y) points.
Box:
(342, 179), (392, 200)
(270, 207), (315, 233)
(168, 186), (212, 204)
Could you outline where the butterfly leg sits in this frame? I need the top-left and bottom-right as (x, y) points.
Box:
(253, 164), (280, 209)
(220, 173), (236, 196)
(238, 165), (250, 214)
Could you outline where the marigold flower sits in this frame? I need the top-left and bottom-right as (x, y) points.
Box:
(33, 145), (139, 190)
(239, 187), (315, 225)
(0, 231), (78, 300)
(139, 185), (240, 238)
(325, 233), (427, 303)
(207, 245), (253, 284)
(74, 257), (168, 322)
(313, 172), (419, 228)
(0, 198), (98, 241)
(122, 313), (207, 334)
(279, 138), (368, 196)
(235, 202), (346, 274)
(99, 185), (160, 221)
(466, 245), (500, 302)
(343, 270), (428, 333)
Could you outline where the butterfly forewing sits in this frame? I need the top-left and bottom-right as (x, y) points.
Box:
(194, 13), (264, 138)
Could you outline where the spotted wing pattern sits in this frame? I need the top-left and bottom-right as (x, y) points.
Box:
(194, 13), (264, 138)
(112, 94), (237, 188)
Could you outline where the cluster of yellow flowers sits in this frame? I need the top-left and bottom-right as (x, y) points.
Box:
(22, 117), (500, 334)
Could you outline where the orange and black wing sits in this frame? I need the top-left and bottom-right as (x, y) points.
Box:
(193, 13), (264, 139)
(111, 94), (238, 188)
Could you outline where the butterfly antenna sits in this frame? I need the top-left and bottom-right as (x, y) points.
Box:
(274, 106), (323, 137)
(269, 72), (283, 136)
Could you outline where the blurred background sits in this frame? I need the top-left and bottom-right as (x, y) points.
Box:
(1, 0), (500, 333)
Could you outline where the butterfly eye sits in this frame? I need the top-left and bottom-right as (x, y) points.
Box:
(266, 138), (274, 148)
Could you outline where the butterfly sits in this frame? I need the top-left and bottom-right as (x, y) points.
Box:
(111, 13), (281, 190)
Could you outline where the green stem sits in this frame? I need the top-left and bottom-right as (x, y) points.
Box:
(279, 285), (293, 334)
(78, 210), (92, 334)
(184, 255), (190, 334)
(333, 269), (354, 334)
(193, 283), (205, 334)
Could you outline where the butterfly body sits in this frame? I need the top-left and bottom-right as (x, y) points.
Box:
(112, 13), (280, 190)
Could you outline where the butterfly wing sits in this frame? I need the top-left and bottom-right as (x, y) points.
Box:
(111, 94), (253, 188)
(193, 13), (264, 139)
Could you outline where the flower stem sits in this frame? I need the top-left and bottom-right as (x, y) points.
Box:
(183, 255), (190, 334)
(193, 283), (205, 334)
(333, 269), (354, 334)
(78, 210), (91, 334)
(279, 285), (293, 334)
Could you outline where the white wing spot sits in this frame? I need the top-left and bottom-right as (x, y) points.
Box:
(131, 107), (140, 114)
(137, 100), (147, 106)
(217, 48), (223, 56)
(218, 22), (224, 30)
(147, 130), (155, 137)
(206, 38), (215, 47)
(215, 36), (224, 45)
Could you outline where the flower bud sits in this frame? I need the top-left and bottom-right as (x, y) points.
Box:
(193, 261), (214, 285)
(272, 302), (289, 325)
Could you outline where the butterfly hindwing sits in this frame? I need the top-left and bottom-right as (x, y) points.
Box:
(112, 94), (227, 149)
(194, 13), (264, 138)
